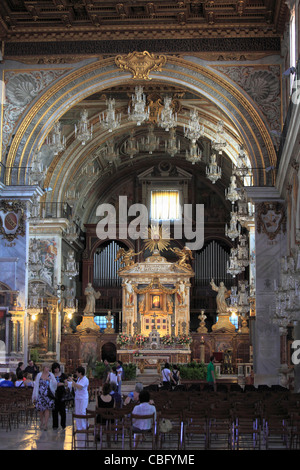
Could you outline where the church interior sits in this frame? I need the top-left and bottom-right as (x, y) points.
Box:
(0, 0), (299, 403)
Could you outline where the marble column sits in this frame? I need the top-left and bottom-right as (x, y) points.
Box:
(246, 188), (287, 386)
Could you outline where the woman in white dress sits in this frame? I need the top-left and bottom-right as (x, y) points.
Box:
(69, 366), (89, 444)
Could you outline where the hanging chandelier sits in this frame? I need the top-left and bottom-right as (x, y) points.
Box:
(186, 141), (202, 164)
(206, 153), (222, 183)
(75, 109), (93, 145)
(212, 120), (227, 153)
(225, 175), (240, 204)
(47, 120), (66, 155)
(140, 124), (160, 154)
(128, 86), (149, 126)
(184, 109), (205, 143)
(227, 248), (244, 277)
(233, 145), (249, 177)
(165, 128), (180, 157)
(158, 96), (177, 131)
(225, 210), (241, 240)
(103, 138), (120, 163)
(124, 129), (139, 158)
(99, 98), (121, 133)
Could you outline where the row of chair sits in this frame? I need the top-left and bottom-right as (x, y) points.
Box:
(71, 397), (300, 450)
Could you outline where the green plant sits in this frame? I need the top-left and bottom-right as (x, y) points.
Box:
(177, 362), (207, 380)
(30, 348), (39, 363)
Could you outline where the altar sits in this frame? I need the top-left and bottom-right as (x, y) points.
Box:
(116, 245), (194, 363)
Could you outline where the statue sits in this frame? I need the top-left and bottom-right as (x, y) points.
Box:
(177, 280), (186, 305)
(115, 247), (142, 269)
(124, 279), (134, 305)
(172, 246), (193, 270)
(210, 278), (229, 313)
(83, 282), (101, 314)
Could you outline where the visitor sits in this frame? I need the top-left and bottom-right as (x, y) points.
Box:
(207, 355), (216, 391)
(102, 359), (111, 384)
(116, 360), (123, 394)
(106, 365), (119, 388)
(15, 372), (25, 387)
(51, 362), (69, 430)
(24, 372), (34, 387)
(69, 366), (89, 440)
(171, 364), (181, 387)
(161, 362), (172, 390)
(124, 382), (143, 405)
(110, 382), (122, 409)
(97, 382), (115, 424)
(32, 363), (57, 430)
(25, 360), (39, 380)
(132, 390), (156, 447)
(0, 372), (14, 387)
(16, 362), (24, 377)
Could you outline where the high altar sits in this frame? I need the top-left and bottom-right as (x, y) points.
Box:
(117, 247), (194, 365)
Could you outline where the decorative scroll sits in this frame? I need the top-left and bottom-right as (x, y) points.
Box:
(115, 51), (167, 80)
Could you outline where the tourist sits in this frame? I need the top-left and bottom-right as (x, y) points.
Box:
(116, 360), (123, 394)
(15, 372), (25, 387)
(110, 382), (122, 408)
(25, 360), (39, 380)
(32, 363), (57, 430)
(0, 372), (14, 387)
(16, 362), (24, 377)
(207, 355), (216, 391)
(69, 366), (89, 440)
(102, 359), (111, 384)
(171, 364), (181, 386)
(106, 365), (119, 388)
(51, 362), (69, 430)
(124, 382), (143, 405)
(161, 362), (172, 389)
(97, 382), (115, 425)
(132, 390), (156, 447)
(24, 372), (34, 387)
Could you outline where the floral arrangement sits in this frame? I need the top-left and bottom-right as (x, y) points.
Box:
(134, 334), (147, 346)
(133, 350), (141, 357)
(161, 334), (175, 345)
(116, 333), (131, 346)
(177, 334), (193, 345)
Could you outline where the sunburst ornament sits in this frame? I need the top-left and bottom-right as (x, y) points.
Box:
(143, 224), (171, 253)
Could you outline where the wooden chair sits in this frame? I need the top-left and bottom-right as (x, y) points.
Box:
(71, 411), (96, 450)
(182, 409), (208, 450)
(156, 409), (183, 450)
(130, 412), (156, 450)
(94, 407), (131, 450)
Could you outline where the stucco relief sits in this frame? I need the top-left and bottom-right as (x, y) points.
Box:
(2, 70), (68, 158)
(214, 65), (281, 146)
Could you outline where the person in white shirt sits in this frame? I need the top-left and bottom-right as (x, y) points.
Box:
(69, 366), (89, 443)
(132, 390), (156, 432)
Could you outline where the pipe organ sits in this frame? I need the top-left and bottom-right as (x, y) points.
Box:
(194, 241), (230, 286)
(93, 240), (124, 287)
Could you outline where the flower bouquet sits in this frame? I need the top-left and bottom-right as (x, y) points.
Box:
(134, 334), (147, 347)
(161, 334), (175, 345)
(117, 333), (131, 347)
(177, 334), (193, 345)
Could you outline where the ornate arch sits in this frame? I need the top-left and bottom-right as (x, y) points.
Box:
(5, 54), (276, 187)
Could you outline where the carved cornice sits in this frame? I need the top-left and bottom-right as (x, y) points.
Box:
(115, 51), (166, 80)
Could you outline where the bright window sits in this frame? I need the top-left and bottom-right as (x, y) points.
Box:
(151, 190), (180, 220)
(94, 316), (114, 331)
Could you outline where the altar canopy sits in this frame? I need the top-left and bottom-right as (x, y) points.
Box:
(119, 249), (194, 339)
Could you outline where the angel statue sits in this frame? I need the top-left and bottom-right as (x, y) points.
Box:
(210, 278), (230, 314)
(172, 246), (194, 270)
(115, 247), (142, 269)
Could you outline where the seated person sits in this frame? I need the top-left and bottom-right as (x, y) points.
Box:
(132, 390), (156, 432)
(110, 382), (122, 409)
(124, 382), (143, 406)
(0, 373), (14, 387)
